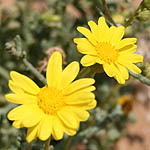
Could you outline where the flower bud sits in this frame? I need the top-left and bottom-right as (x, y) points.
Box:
(137, 9), (150, 21)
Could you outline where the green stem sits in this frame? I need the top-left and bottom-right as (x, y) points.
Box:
(45, 137), (51, 150)
(6, 35), (47, 85)
(77, 64), (104, 79)
(23, 58), (47, 84)
(0, 66), (10, 80)
(101, 0), (117, 26)
(100, 79), (132, 109)
(64, 136), (73, 150)
(124, 5), (142, 27)
(129, 70), (150, 86)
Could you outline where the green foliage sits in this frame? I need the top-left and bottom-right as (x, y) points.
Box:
(0, 0), (150, 150)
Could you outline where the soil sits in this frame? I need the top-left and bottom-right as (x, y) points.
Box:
(115, 101), (150, 150)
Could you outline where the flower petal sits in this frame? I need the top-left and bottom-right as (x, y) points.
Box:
(98, 17), (109, 42)
(63, 78), (95, 95)
(116, 38), (137, 49)
(77, 27), (97, 46)
(57, 108), (79, 129)
(60, 61), (79, 89)
(119, 53), (143, 63)
(103, 63), (115, 77)
(67, 107), (90, 121)
(12, 120), (23, 128)
(110, 26), (125, 44)
(78, 100), (97, 110)
(5, 93), (37, 104)
(9, 80), (24, 94)
(52, 116), (64, 140)
(38, 115), (53, 141)
(115, 63), (129, 80)
(46, 51), (62, 88)
(81, 55), (98, 66)
(10, 71), (40, 95)
(74, 38), (97, 55)
(65, 92), (95, 105)
(118, 59), (142, 74)
(8, 104), (44, 127)
(26, 125), (39, 143)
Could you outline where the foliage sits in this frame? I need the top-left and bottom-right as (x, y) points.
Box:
(0, 0), (150, 149)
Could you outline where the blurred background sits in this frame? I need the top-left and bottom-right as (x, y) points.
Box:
(0, 0), (150, 150)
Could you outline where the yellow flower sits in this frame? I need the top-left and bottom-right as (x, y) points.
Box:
(118, 95), (133, 115)
(5, 52), (96, 142)
(74, 17), (143, 84)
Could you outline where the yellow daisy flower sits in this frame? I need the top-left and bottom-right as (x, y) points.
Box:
(74, 17), (143, 84)
(118, 95), (133, 115)
(5, 52), (96, 142)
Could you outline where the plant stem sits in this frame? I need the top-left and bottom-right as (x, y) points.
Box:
(23, 58), (47, 84)
(77, 64), (104, 79)
(0, 66), (10, 80)
(6, 35), (47, 85)
(101, 0), (117, 26)
(100, 79), (132, 109)
(64, 136), (73, 150)
(45, 137), (51, 150)
(129, 70), (150, 86)
(124, 5), (142, 27)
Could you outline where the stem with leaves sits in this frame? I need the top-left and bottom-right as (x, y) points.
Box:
(5, 35), (46, 85)
(101, 0), (117, 26)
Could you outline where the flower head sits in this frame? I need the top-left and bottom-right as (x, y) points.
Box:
(118, 95), (133, 115)
(74, 17), (143, 84)
(5, 52), (96, 142)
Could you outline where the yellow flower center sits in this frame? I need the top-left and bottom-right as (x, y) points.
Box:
(95, 42), (118, 63)
(37, 86), (65, 115)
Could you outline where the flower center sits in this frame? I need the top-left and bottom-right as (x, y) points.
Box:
(95, 42), (118, 63)
(37, 86), (65, 115)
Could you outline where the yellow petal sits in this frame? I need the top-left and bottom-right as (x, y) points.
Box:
(5, 93), (37, 104)
(9, 80), (24, 94)
(8, 105), (28, 121)
(88, 20), (100, 42)
(103, 63), (115, 77)
(81, 55), (98, 66)
(65, 92), (95, 105)
(52, 116), (64, 140)
(57, 108), (79, 129)
(98, 17), (109, 42)
(63, 78), (95, 95)
(10, 71), (40, 95)
(21, 105), (44, 127)
(115, 74), (125, 84)
(26, 125), (39, 143)
(67, 107), (90, 121)
(108, 26), (117, 42)
(110, 26), (124, 44)
(127, 63), (141, 74)
(119, 54), (143, 63)
(112, 64), (126, 84)
(60, 61), (79, 89)
(79, 100), (97, 110)
(46, 51), (62, 88)
(116, 38), (137, 49)
(118, 44), (137, 53)
(74, 38), (97, 55)
(8, 104), (44, 127)
(118, 59), (142, 74)
(63, 125), (77, 136)
(77, 27), (97, 46)
(38, 115), (53, 141)
(115, 63), (129, 80)
(12, 120), (24, 128)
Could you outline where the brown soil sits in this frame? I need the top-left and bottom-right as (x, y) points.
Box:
(115, 101), (150, 150)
